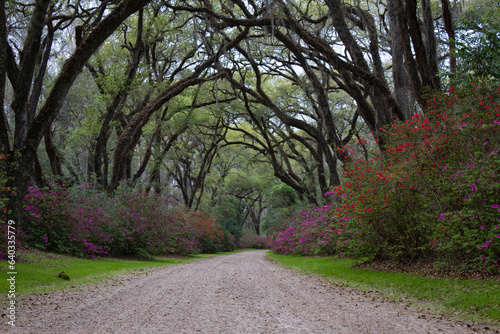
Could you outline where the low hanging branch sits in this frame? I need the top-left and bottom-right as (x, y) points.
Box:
(108, 27), (250, 192)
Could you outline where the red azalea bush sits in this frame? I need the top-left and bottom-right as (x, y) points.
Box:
(18, 184), (235, 259)
(269, 84), (500, 270)
(182, 210), (237, 253)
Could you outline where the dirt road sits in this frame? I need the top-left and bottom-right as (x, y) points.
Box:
(6, 251), (494, 333)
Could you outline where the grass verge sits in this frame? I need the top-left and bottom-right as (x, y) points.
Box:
(267, 253), (500, 327)
(0, 249), (239, 298)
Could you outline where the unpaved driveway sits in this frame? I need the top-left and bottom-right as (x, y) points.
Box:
(5, 251), (495, 333)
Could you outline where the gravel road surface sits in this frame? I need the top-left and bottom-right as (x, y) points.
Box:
(5, 250), (495, 333)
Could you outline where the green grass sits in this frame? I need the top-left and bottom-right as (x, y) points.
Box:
(267, 253), (500, 326)
(0, 249), (239, 297)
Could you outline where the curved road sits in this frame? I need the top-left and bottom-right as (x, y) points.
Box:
(8, 251), (493, 333)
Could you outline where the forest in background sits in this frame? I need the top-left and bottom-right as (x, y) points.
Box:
(0, 0), (499, 268)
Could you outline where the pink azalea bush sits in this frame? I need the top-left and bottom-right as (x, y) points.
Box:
(0, 154), (24, 260)
(269, 84), (500, 270)
(19, 184), (236, 258)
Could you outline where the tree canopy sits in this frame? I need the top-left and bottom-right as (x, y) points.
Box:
(1, 0), (497, 235)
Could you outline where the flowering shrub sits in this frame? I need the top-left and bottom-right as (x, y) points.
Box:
(0, 154), (13, 216)
(182, 210), (236, 253)
(239, 234), (269, 249)
(0, 154), (22, 259)
(20, 184), (235, 258)
(267, 205), (363, 257)
(269, 84), (500, 270)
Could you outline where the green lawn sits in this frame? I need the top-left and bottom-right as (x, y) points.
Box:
(267, 253), (500, 326)
(0, 249), (238, 297)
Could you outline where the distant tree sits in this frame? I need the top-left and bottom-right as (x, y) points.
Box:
(455, 0), (500, 81)
(261, 183), (300, 235)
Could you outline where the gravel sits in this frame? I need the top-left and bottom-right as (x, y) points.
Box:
(5, 250), (496, 333)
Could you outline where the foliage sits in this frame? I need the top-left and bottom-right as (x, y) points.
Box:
(4, 0), (499, 262)
(267, 204), (345, 256)
(261, 183), (301, 235)
(210, 195), (244, 244)
(204, 143), (273, 236)
(17, 184), (236, 259)
(455, 1), (500, 81)
(184, 210), (237, 253)
(239, 233), (269, 249)
(269, 84), (500, 271)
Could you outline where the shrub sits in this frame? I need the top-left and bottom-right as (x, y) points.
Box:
(337, 84), (500, 264)
(20, 184), (235, 258)
(239, 234), (269, 249)
(269, 83), (500, 270)
(183, 210), (231, 253)
(267, 205), (361, 257)
(0, 154), (22, 260)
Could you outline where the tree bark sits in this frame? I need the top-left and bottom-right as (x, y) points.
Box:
(282, 5), (403, 139)
(421, 0), (441, 90)
(239, 92), (318, 204)
(387, 0), (409, 118)
(44, 126), (63, 178)
(12, 0), (52, 153)
(324, 0), (399, 126)
(272, 31), (341, 186)
(28, 6), (54, 122)
(0, 0), (8, 155)
(133, 124), (160, 183)
(151, 166), (161, 195)
(392, 0), (425, 107)
(93, 9), (144, 185)
(405, 0), (431, 88)
(189, 135), (223, 209)
(325, 0), (369, 71)
(109, 75), (207, 191)
(144, 127), (186, 193)
(441, 0), (456, 73)
(33, 153), (44, 187)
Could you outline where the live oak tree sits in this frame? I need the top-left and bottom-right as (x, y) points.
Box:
(162, 95), (229, 210)
(2, 0), (152, 226)
(86, 9), (146, 189)
(0, 0), (474, 232)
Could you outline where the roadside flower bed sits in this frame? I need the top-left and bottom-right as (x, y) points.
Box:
(16, 184), (235, 259)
